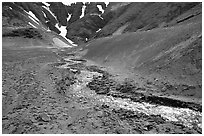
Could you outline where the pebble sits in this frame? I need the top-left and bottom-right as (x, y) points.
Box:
(39, 113), (51, 122)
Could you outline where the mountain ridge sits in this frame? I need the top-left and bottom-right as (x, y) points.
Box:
(2, 2), (201, 44)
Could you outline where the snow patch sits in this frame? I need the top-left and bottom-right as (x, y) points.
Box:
(28, 16), (38, 25)
(28, 11), (39, 22)
(27, 14), (39, 25)
(96, 29), (101, 33)
(80, 5), (86, 18)
(42, 5), (57, 20)
(61, 2), (73, 6)
(66, 39), (78, 46)
(53, 37), (72, 48)
(67, 14), (71, 22)
(42, 11), (47, 18)
(24, 11), (49, 30)
(55, 24), (67, 37)
(55, 23), (78, 46)
(98, 15), (103, 20)
(28, 22), (37, 28)
(42, 2), (50, 7)
(97, 5), (104, 14)
(24, 11), (39, 25)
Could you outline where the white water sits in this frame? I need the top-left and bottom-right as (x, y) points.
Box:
(56, 59), (202, 129)
(77, 70), (202, 129)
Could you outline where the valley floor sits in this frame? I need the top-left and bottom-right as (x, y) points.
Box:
(2, 46), (202, 134)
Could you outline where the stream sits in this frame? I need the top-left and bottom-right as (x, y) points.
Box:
(56, 57), (202, 130)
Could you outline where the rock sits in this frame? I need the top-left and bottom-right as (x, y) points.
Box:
(9, 124), (16, 133)
(15, 125), (24, 134)
(38, 113), (50, 122)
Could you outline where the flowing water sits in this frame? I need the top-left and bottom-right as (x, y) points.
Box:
(57, 58), (202, 130)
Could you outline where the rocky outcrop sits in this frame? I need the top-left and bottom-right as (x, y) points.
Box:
(2, 2), (201, 44)
(95, 2), (200, 38)
(67, 2), (83, 25)
(48, 2), (70, 26)
(2, 2), (107, 43)
(84, 2), (102, 15)
(66, 14), (106, 43)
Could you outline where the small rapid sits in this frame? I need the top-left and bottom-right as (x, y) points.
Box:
(56, 58), (202, 130)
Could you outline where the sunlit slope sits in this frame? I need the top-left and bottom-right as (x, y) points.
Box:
(83, 17), (201, 85)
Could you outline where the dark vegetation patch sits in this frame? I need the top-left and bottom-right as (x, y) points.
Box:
(2, 28), (43, 39)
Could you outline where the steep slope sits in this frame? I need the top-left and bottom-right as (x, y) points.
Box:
(2, 3), (76, 47)
(2, 2), (107, 44)
(2, 2), (200, 44)
(83, 5), (202, 102)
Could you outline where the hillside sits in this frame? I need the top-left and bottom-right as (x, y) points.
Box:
(2, 2), (202, 134)
(83, 9), (202, 101)
(2, 2), (201, 44)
